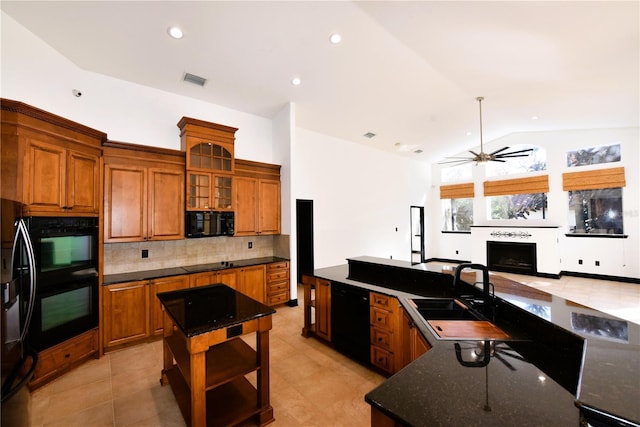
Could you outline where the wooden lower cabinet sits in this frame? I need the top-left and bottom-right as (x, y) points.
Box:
(103, 280), (150, 349)
(315, 278), (332, 342)
(103, 265), (275, 351)
(300, 275), (331, 342)
(150, 275), (189, 336)
(189, 269), (238, 289)
(238, 264), (266, 303)
(29, 328), (99, 389)
(370, 292), (403, 375)
(266, 261), (289, 306)
(399, 307), (431, 370)
(103, 275), (191, 349)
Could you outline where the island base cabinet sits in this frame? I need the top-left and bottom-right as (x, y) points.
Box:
(160, 310), (274, 426)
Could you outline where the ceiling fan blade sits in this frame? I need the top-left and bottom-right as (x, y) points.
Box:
(438, 159), (474, 165)
(490, 159), (507, 162)
(468, 150), (480, 157)
(489, 146), (510, 156)
(496, 148), (534, 156)
(495, 154), (532, 159)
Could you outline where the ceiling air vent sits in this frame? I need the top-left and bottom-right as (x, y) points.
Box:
(183, 72), (207, 87)
(363, 132), (376, 139)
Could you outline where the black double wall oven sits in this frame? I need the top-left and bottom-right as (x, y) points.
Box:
(27, 217), (99, 351)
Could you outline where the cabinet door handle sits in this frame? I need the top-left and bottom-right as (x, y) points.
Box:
(377, 318), (382, 322)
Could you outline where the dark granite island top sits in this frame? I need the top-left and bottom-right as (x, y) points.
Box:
(312, 256), (640, 426)
(156, 283), (275, 337)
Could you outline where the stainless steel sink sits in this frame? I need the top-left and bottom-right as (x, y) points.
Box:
(410, 298), (482, 321)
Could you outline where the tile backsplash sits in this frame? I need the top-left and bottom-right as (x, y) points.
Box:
(103, 235), (289, 275)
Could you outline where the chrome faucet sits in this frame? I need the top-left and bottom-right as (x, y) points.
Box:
(454, 263), (495, 321)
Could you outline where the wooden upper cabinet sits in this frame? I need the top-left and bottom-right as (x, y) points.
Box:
(178, 117), (237, 212)
(234, 159), (281, 236)
(103, 142), (185, 242)
(1, 99), (105, 215)
(104, 164), (147, 242)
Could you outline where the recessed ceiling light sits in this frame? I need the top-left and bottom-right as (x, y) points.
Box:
(531, 116), (539, 120)
(466, 132), (472, 136)
(363, 132), (376, 139)
(167, 26), (184, 39)
(329, 33), (342, 44)
(291, 77), (301, 86)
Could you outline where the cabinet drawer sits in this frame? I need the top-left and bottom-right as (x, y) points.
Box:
(268, 281), (288, 292)
(371, 307), (394, 331)
(371, 292), (393, 310)
(267, 261), (289, 271)
(371, 345), (394, 373)
(31, 329), (98, 386)
(267, 270), (289, 282)
(268, 292), (289, 306)
(371, 327), (394, 351)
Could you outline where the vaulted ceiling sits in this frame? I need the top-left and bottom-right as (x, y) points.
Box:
(2, 1), (638, 163)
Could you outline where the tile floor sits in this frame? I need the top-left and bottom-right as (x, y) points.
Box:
(28, 274), (640, 427)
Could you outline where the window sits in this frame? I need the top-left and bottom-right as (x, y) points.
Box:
(485, 145), (546, 177)
(441, 163), (472, 183)
(568, 188), (623, 234)
(567, 144), (621, 167)
(440, 183), (474, 231)
(442, 198), (473, 231)
(562, 167), (626, 235)
(484, 175), (549, 220)
(488, 193), (548, 220)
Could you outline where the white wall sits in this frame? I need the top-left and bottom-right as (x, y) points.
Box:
(429, 128), (640, 279)
(294, 128), (430, 269)
(0, 12), (273, 160)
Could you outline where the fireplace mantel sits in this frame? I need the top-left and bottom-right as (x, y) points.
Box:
(470, 226), (561, 277)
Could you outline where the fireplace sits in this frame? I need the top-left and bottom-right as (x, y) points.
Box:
(487, 241), (537, 275)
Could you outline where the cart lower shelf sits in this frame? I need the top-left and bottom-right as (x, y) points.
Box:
(164, 365), (273, 427)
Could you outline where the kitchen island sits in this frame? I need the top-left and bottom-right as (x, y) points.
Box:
(158, 284), (276, 427)
(311, 257), (640, 426)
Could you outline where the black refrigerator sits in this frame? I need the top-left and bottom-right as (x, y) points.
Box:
(1, 199), (38, 427)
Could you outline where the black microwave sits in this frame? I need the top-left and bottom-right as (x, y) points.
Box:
(186, 211), (234, 238)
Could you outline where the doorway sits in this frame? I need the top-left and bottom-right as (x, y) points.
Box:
(296, 199), (314, 283)
(410, 206), (425, 264)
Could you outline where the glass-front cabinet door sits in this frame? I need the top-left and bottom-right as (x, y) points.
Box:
(186, 143), (234, 211)
(187, 172), (233, 211)
(188, 173), (210, 209)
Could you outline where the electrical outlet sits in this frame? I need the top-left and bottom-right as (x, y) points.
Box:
(455, 250), (459, 255)
(578, 259), (583, 265)
(248, 242), (253, 249)
(142, 249), (149, 258)
(595, 260), (600, 266)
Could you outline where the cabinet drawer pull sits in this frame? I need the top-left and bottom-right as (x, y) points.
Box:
(65, 353), (71, 358)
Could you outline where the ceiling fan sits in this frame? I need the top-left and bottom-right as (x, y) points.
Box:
(440, 96), (533, 165)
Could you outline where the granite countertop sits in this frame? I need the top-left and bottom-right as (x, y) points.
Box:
(157, 284), (275, 337)
(313, 257), (640, 426)
(102, 256), (289, 285)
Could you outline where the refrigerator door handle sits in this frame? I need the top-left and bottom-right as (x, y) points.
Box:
(14, 219), (37, 343)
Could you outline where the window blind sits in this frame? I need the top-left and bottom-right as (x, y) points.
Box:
(439, 183), (474, 199)
(562, 167), (625, 191)
(483, 175), (549, 197)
